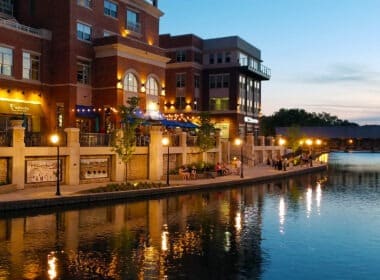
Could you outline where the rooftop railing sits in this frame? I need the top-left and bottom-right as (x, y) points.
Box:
(0, 18), (50, 39)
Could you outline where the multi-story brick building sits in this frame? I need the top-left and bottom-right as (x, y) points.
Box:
(0, 0), (167, 136)
(160, 34), (271, 139)
(0, 0), (270, 142)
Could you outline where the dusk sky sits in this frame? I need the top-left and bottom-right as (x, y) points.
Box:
(159, 0), (380, 125)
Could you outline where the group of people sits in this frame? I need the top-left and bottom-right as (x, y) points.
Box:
(179, 165), (197, 180)
(267, 152), (313, 171)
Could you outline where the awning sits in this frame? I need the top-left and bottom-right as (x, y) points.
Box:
(160, 119), (198, 129)
(75, 105), (98, 118)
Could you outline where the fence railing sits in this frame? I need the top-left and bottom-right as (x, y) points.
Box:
(80, 133), (111, 147)
(25, 132), (67, 147)
(0, 132), (11, 147)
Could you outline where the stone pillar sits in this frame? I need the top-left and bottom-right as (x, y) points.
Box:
(246, 133), (254, 146)
(267, 136), (274, 146)
(180, 131), (187, 165)
(215, 129), (222, 163)
(258, 136), (265, 146)
(64, 128), (80, 185)
(149, 125), (164, 180)
(11, 121), (25, 190)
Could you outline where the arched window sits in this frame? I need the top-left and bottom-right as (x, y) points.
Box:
(146, 77), (158, 96)
(124, 73), (138, 93)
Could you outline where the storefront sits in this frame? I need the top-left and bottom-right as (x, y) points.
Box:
(0, 99), (42, 133)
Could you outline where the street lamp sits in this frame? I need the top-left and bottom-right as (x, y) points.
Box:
(234, 138), (244, 178)
(162, 136), (170, 186)
(50, 133), (61, 196)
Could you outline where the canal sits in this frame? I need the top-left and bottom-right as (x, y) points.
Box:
(1, 152), (380, 279)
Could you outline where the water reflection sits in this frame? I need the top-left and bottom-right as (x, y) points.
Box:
(9, 158), (380, 279)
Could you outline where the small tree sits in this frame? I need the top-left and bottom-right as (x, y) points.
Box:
(111, 97), (143, 182)
(197, 112), (216, 163)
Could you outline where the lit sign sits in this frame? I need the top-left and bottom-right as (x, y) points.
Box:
(10, 104), (31, 113)
(244, 116), (258, 124)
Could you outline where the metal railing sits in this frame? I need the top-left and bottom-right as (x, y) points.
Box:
(80, 133), (111, 147)
(0, 18), (43, 37)
(0, 132), (11, 146)
(25, 132), (67, 147)
(126, 21), (141, 33)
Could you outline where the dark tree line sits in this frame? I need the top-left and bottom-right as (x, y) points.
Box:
(260, 108), (358, 136)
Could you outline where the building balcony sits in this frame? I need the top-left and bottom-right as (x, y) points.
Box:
(0, 18), (51, 39)
(243, 63), (271, 80)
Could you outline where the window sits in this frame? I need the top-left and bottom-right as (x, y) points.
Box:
(209, 53), (214, 64)
(0, 46), (12, 76)
(77, 60), (90, 84)
(22, 52), (40, 80)
(225, 52), (231, 63)
(210, 98), (229, 111)
(176, 73), (186, 88)
(146, 77), (158, 96)
(77, 22), (91, 41)
(126, 9), (140, 33)
(77, 0), (92, 8)
(175, 97), (186, 110)
(217, 53), (223, 63)
(124, 73), (138, 93)
(194, 75), (200, 89)
(209, 74), (230, 89)
(176, 50), (186, 62)
(104, 0), (117, 18)
(239, 52), (248, 66)
(194, 52), (202, 63)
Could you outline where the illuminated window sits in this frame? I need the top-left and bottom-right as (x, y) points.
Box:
(146, 77), (158, 96)
(124, 73), (138, 93)
(22, 52), (40, 80)
(210, 98), (229, 111)
(0, 46), (13, 76)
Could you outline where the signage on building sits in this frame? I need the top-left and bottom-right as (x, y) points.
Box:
(244, 116), (259, 124)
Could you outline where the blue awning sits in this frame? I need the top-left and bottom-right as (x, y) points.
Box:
(160, 119), (198, 129)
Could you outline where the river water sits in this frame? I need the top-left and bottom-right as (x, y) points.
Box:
(0, 152), (380, 279)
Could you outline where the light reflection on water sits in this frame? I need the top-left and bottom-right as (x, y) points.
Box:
(0, 153), (380, 279)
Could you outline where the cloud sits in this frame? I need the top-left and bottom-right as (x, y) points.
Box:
(303, 63), (380, 84)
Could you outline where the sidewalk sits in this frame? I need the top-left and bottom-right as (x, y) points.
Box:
(0, 163), (327, 211)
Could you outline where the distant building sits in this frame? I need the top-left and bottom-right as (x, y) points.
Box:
(160, 34), (271, 139)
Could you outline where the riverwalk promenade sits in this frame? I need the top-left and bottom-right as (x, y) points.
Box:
(0, 163), (327, 212)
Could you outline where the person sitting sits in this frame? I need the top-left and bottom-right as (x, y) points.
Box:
(179, 165), (190, 180)
(190, 165), (197, 179)
(215, 162), (223, 176)
(222, 162), (230, 175)
(203, 165), (215, 178)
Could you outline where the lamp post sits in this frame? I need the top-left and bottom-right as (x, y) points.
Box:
(234, 138), (244, 178)
(162, 136), (170, 186)
(50, 133), (61, 196)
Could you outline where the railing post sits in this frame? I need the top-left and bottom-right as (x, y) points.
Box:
(64, 128), (80, 186)
(11, 120), (25, 189)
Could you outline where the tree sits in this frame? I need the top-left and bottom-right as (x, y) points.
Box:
(197, 112), (216, 162)
(111, 97), (143, 182)
(260, 108), (358, 136)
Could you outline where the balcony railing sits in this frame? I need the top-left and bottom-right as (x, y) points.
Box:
(0, 18), (42, 37)
(25, 132), (67, 147)
(80, 133), (111, 147)
(126, 21), (141, 33)
(0, 132), (11, 146)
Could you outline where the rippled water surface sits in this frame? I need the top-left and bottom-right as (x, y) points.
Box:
(1, 152), (380, 279)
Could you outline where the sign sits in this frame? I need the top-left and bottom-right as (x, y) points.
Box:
(244, 116), (259, 124)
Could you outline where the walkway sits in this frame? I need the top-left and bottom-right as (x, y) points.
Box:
(0, 162), (327, 212)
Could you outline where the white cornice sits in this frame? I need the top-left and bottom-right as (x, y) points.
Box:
(95, 43), (170, 68)
(119, 0), (164, 19)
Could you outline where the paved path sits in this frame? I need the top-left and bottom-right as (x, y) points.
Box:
(0, 163), (327, 211)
